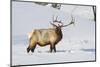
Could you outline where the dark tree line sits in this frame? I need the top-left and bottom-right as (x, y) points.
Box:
(92, 6), (96, 22)
(51, 3), (61, 9)
(34, 2), (61, 10)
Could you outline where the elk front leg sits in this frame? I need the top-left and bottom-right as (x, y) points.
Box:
(27, 46), (31, 53)
(27, 42), (36, 53)
(31, 45), (36, 53)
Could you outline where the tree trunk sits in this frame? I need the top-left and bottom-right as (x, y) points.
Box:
(92, 6), (96, 22)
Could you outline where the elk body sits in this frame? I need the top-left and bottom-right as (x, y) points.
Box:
(27, 16), (75, 53)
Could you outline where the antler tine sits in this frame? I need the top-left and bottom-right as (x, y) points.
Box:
(56, 16), (58, 21)
(73, 18), (75, 21)
(71, 15), (75, 22)
(52, 15), (59, 23)
(71, 15), (75, 25)
(59, 20), (64, 26)
(61, 16), (75, 27)
(52, 15), (54, 22)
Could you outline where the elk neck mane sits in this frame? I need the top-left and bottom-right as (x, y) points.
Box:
(55, 27), (63, 41)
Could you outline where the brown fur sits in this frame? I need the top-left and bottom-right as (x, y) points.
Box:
(27, 27), (62, 53)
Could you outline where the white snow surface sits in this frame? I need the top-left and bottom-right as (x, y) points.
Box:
(12, 42), (95, 66)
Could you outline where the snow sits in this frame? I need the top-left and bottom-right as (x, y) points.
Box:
(12, 1), (96, 66)
(12, 42), (95, 66)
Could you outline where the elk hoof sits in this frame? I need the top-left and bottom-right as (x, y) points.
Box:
(31, 49), (34, 53)
(27, 47), (30, 53)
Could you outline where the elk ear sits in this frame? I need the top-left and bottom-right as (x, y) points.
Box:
(50, 22), (57, 27)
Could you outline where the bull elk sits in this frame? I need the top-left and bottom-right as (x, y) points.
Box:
(27, 16), (75, 53)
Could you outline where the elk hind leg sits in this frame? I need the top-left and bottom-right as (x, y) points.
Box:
(53, 45), (56, 52)
(50, 44), (56, 53)
(50, 45), (53, 53)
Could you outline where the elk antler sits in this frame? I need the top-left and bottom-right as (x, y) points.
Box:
(50, 15), (75, 27)
(50, 21), (58, 27)
(61, 16), (75, 27)
(51, 16), (64, 26)
(55, 16), (58, 21)
(52, 15), (59, 22)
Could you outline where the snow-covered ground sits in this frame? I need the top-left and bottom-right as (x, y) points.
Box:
(12, 39), (95, 65)
(12, 1), (96, 66)
(12, 39), (95, 66)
